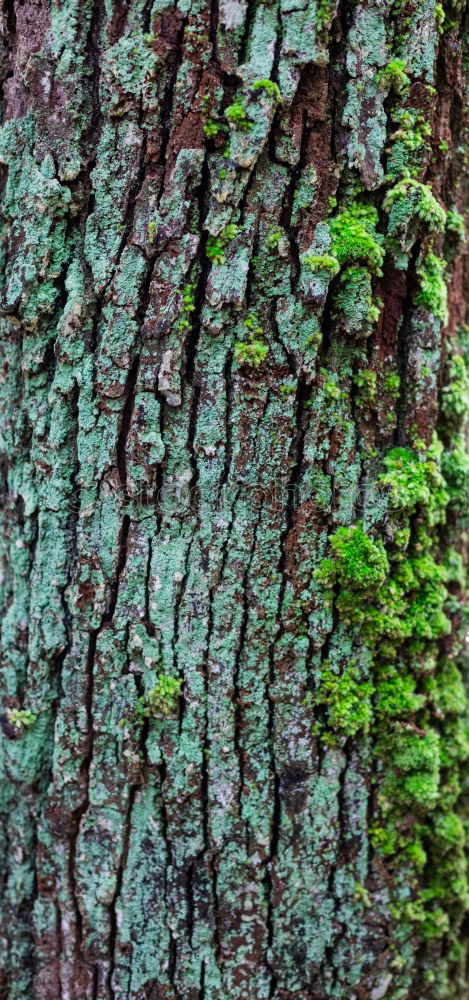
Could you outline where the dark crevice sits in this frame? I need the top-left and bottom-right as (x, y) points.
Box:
(237, 0), (257, 66)
(107, 785), (138, 1000)
(395, 240), (422, 447)
(157, 16), (188, 179)
(264, 375), (308, 979)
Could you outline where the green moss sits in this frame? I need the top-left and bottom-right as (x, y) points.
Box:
(382, 725), (441, 811)
(324, 204), (384, 334)
(384, 373), (401, 396)
(316, 0), (336, 32)
(426, 661), (467, 716)
(137, 675), (181, 719)
(384, 179), (446, 233)
(6, 708), (36, 730)
(234, 312), (268, 367)
(329, 203), (384, 273)
(441, 353), (469, 422)
(304, 253), (340, 275)
(335, 266), (381, 335)
(380, 442), (448, 522)
(234, 340), (268, 366)
(435, 2), (445, 32)
(446, 208), (466, 255)
(203, 118), (223, 138)
(177, 282), (196, 333)
(313, 662), (373, 743)
(206, 223), (239, 264)
(224, 99), (252, 130)
(375, 667), (425, 719)
(378, 58), (410, 93)
(386, 108), (431, 179)
(315, 522), (389, 593)
(354, 369), (377, 406)
(266, 226), (282, 250)
(313, 389), (469, 960)
(415, 251), (448, 323)
(251, 79), (282, 103)
(433, 811), (465, 851)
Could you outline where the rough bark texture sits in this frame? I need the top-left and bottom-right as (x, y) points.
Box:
(1, 1), (469, 998)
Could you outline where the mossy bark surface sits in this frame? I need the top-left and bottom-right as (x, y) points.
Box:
(1, 1), (469, 998)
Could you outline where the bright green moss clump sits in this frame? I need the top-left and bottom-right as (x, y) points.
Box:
(314, 662), (373, 743)
(380, 441), (449, 522)
(251, 79), (282, 103)
(177, 282), (196, 332)
(375, 667), (425, 719)
(329, 203), (384, 273)
(354, 369), (377, 406)
(224, 99), (252, 129)
(6, 708), (36, 731)
(137, 676), (181, 718)
(304, 253), (340, 276)
(381, 725), (441, 812)
(206, 223), (239, 264)
(234, 312), (269, 367)
(441, 353), (469, 423)
(203, 118), (222, 138)
(325, 203), (384, 335)
(378, 58), (410, 93)
(234, 340), (268, 366)
(315, 522), (388, 593)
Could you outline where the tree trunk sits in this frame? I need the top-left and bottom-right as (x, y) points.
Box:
(1, 1), (469, 998)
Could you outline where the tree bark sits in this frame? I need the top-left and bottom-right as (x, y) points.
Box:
(1, 1), (469, 998)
